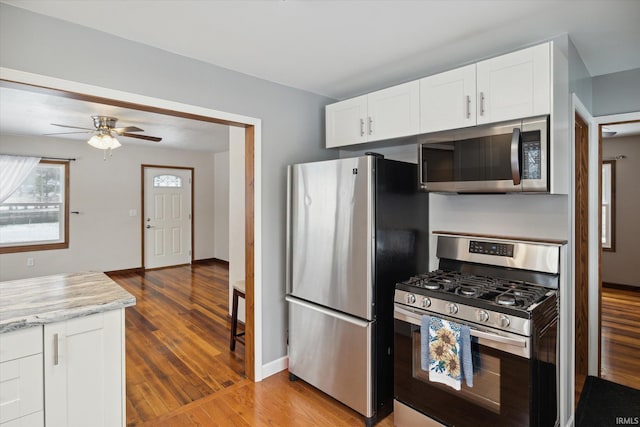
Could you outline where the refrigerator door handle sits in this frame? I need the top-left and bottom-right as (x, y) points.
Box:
(286, 296), (370, 328)
(286, 166), (292, 294)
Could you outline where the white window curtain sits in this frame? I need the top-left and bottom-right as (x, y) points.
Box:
(0, 155), (42, 203)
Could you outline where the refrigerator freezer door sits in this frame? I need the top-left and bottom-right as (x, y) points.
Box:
(288, 156), (374, 320)
(287, 296), (373, 417)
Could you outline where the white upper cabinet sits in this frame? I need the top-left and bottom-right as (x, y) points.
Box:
(325, 42), (552, 147)
(419, 64), (477, 133)
(366, 81), (420, 142)
(476, 43), (551, 125)
(325, 95), (368, 148)
(326, 81), (419, 148)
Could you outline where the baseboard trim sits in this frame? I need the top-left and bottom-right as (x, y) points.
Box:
(261, 356), (288, 380)
(193, 258), (229, 266)
(603, 282), (640, 291)
(105, 267), (144, 275)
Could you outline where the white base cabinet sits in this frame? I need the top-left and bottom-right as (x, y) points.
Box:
(0, 309), (125, 427)
(44, 309), (125, 427)
(0, 328), (44, 427)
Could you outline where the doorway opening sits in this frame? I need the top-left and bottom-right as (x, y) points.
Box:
(597, 117), (640, 391)
(0, 76), (259, 381)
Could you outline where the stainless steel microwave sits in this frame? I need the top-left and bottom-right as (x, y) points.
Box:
(418, 115), (550, 193)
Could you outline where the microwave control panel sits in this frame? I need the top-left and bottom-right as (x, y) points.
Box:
(469, 241), (514, 257)
(522, 133), (542, 180)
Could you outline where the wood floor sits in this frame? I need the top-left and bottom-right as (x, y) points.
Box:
(109, 261), (392, 426)
(110, 262), (638, 426)
(600, 285), (640, 390)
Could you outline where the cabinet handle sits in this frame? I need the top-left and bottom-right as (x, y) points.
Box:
(466, 95), (471, 119)
(479, 92), (485, 116)
(368, 117), (373, 135)
(53, 333), (60, 365)
(360, 118), (365, 137)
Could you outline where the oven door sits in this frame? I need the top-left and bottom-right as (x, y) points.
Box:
(394, 305), (534, 426)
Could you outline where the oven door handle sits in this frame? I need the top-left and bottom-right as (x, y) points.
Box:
(394, 305), (527, 348)
(470, 329), (527, 348)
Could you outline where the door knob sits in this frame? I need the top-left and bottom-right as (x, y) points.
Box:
(146, 225), (152, 229)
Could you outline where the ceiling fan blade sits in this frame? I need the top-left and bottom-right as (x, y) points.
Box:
(43, 131), (93, 135)
(121, 132), (162, 142)
(50, 123), (94, 131)
(112, 126), (144, 133)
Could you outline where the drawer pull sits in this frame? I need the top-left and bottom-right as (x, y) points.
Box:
(53, 333), (59, 365)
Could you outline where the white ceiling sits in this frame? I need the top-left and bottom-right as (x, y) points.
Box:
(1, 0), (639, 150)
(3, 0), (639, 99)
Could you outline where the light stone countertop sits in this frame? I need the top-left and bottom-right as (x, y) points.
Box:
(0, 271), (136, 333)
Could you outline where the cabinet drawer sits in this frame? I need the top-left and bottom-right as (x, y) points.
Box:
(0, 328), (43, 363)
(0, 411), (44, 427)
(0, 353), (44, 424)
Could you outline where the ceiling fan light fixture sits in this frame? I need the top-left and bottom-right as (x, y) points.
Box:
(87, 133), (121, 150)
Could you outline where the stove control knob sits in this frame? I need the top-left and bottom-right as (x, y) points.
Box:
(421, 297), (431, 308)
(497, 315), (511, 328)
(406, 294), (416, 305)
(446, 303), (458, 315)
(477, 310), (489, 322)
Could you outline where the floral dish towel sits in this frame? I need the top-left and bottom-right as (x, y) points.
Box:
(421, 315), (472, 391)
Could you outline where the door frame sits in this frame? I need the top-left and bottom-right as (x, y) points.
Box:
(0, 68), (262, 381)
(574, 109), (590, 398)
(141, 165), (195, 270)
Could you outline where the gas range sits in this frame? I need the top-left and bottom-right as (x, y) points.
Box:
(394, 233), (561, 337)
(393, 233), (564, 427)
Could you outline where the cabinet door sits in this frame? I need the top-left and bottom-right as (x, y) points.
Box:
(476, 43), (550, 124)
(44, 310), (124, 427)
(325, 95), (368, 148)
(420, 64), (476, 133)
(367, 80), (420, 142)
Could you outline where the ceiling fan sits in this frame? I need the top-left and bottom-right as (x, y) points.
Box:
(46, 115), (163, 144)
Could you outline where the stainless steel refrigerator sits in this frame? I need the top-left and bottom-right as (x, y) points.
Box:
(286, 154), (428, 426)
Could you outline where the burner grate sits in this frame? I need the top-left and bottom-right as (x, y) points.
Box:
(400, 270), (549, 310)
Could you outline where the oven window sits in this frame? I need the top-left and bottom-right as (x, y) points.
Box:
(411, 330), (501, 414)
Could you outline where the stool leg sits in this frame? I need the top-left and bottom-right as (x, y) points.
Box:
(230, 289), (239, 351)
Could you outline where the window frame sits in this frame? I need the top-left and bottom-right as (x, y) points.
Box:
(601, 160), (616, 252)
(0, 160), (70, 254)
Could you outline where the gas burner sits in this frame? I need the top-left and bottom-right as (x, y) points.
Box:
(496, 295), (520, 306)
(424, 282), (442, 290)
(457, 285), (480, 297)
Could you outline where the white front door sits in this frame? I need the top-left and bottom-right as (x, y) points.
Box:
(143, 167), (192, 269)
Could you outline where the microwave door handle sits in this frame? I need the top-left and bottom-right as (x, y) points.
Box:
(418, 144), (426, 190)
(510, 128), (522, 185)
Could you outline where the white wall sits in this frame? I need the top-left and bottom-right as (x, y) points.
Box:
(0, 135), (221, 280)
(213, 150), (230, 262)
(602, 135), (640, 287)
(593, 69), (640, 116)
